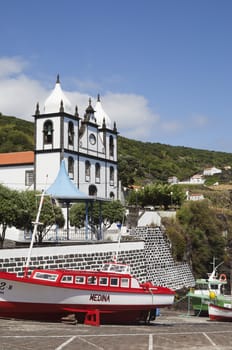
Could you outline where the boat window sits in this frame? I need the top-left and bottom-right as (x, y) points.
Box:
(121, 278), (129, 288)
(75, 276), (85, 284)
(210, 284), (218, 290)
(110, 277), (119, 287)
(88, 276), (97, 285)
(195, 283), (208, 290)
(61, 275), (73, 283)
(99, 277), (108, 285)
(34, 272), (58, 281)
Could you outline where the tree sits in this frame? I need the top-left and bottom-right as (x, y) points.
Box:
(177, 200), (226, 277)
(70, 200), (125, 238)
(162, 217), (186, 261)
(0, 185), (21, 248)
(18, 191), (65, 243)
(127, 183), (185, 209)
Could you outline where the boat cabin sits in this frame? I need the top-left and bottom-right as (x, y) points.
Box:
(30, 265), (140, 289)
(194, 277), (227, 297)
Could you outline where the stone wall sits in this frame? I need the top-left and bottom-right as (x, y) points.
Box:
(0, 241), (147, 282)
(133, 227), (195, 289)
(0, 227), (195, 290)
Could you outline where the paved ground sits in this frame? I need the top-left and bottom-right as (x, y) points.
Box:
(0, 310), (231, 350)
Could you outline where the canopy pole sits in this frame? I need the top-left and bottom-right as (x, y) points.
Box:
(85, 201), (89, 240)
(66, 202), (70, 240)
(99, 201), (102, 240)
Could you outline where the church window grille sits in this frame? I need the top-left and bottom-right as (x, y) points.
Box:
(25, 170), (34, 186)
(68, 157), (74, 179)
(43, 120), (53, 145)
(110, 166), (114, 186)
(68, 121), (74, 146)
(95, 163), (100, 183)
(85, 161), (91, 182)
(109, 135), (114, 157)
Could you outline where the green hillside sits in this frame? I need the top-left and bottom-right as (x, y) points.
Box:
(0, 114), (34, 153)
(118, 136), (232, 186)
(1, 114), (232, 186)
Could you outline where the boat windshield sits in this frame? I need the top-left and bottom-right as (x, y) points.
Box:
(101, 263), (130, 274)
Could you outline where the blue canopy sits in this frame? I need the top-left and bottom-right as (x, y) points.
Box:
(46, 160), (90, 201)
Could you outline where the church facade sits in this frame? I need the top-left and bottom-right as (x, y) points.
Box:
(0, 76), (118, 200)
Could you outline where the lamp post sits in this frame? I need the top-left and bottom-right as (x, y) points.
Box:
(170, 192), (173, 208)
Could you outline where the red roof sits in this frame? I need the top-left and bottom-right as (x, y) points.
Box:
(0, 151), (34, 165)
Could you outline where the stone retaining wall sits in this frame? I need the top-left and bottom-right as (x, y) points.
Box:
(0, 227), (195, 290)
(133, 226), (195, 289)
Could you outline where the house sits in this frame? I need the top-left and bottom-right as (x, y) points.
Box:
(168, 176), (179, 184)
(0, 151), (34, 190)
(186, 191), (204, 201)
(189, 174), (205, 184)
(203, 167), (222, 176)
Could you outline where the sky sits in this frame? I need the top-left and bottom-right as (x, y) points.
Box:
(1, 0), (232, 153)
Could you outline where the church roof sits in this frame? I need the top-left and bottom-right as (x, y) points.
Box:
(94, 94), (112, 128)
(46, 160), (90, 201)
(44, 75), (72, 114)
(0, 151), (34, 166)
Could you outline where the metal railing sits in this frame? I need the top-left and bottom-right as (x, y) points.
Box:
(24, 227), (101, 242)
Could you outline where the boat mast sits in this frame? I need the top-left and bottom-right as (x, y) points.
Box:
(209, 257), (224, 280)
(24, 190), (45, 277)
(114, 222), (122, 262)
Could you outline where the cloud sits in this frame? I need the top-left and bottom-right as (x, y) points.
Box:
(190, 113), (208, 127)
(0, 57), (210, 148)
(0, 75), (47, 118)
(0, 57), (28, 78)
(102, 93), (160, 140)
(0, 57), (160, 142)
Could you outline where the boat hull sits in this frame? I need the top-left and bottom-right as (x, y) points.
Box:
(187, 293), (232, 316)
(209, 303), (232, 322)
(0, 273), (174, 324)
(189, 294), (209, 315)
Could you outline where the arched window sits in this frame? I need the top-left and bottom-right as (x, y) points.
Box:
(109, 135), (114, 157)
(110, 191), (115, 199)
(110, 166), (114, 186)
(68, 157), (74, 179)
(85, 160), (91, 182)
(68, 121), (74, 146)
(95, 163), (100, 183)
(89, 184), (97, 196)
(43, 120), (53, 145)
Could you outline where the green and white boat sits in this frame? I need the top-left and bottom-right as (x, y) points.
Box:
(187, 260), (229, 315)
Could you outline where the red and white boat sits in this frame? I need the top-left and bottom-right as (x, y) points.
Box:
(0, 261), (175, 325)
(209, 303), (232, 322)
(0, 191), (175, 325)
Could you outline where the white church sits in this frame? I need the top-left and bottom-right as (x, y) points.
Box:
(0, 76), (118, 200)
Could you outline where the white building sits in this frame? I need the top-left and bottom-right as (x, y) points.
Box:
(0, 76), (118, 200)
(203, 167), (222, 176)
(186, 191), (204, 201)
(189, 174), (205, 184)
(0, 151), (34, 190)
